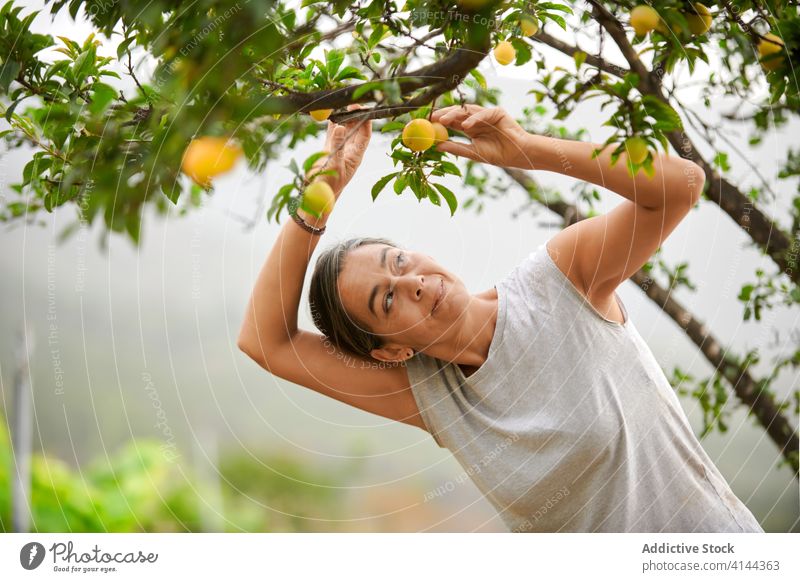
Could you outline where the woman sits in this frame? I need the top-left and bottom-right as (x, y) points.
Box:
(237, 103), (764, 533)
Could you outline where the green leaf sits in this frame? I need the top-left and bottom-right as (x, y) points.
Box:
(438, 161), (461, 177)
(432, 183), (458, 216)
(509, 38), (532, 66)
(116, 38), (134, 60)
(161, 182), (180, 205)
(4, 97), (23, 122)
(335, 66), (366, 82)
(371, 172), (398, 200)
(368, 24), (385, 49)
(641, 157), (655, 178)
(325, 49), (344, 78)
(393, 173), (407, 195)
(548, 14), (567, 30)
(72, 47), (96, 85)
(89, 82), (116, 115)
(641, 95), (684, 132)
(408, 172), (424, 200)
(426, 184), (441, 206)
(738, 284), (754, 301)
(468, 68), (487, 89)
(352, 80), (382, 100)
(303, 151), (327, 173)
(380, 120), (405, 133)
(0, 60), (21, 93)
(125, 211), (141, 244)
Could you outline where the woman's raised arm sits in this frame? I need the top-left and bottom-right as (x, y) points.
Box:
(432, 103), (705, 310)
(236, 107), (426, 430)
(237, 104), (371, 363)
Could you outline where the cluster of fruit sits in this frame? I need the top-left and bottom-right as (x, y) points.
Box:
(491, 15), (539, 66)
(630, 4), (784, 71)
(401, 118), (450, 151)
(630, 3), (712, 37)
(180, 112), (453, 219)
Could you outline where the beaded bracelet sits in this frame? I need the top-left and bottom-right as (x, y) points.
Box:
(289, 203), (327, 236)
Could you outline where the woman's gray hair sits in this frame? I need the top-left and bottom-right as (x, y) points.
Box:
(308, 236), (402, 359)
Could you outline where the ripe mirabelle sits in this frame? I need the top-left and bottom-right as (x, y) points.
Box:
(310, 109), (333, 122)
(432, 122), (449, 144)
(402, 119), (436, 152)
(630, 5), (660, 36)
(493, 41), (516, 66)
(181, 136), (242, 187)
(757, 33), (785, 72)
(520, 15), (539, 37)
(686, 3), (712, 36)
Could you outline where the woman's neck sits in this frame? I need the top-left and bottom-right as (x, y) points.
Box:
(422, 287), (499, 370)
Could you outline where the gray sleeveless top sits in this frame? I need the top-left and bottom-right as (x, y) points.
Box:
(404, 242), (763, 533)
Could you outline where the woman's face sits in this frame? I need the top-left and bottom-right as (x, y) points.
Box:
(337, 243), (469, 361)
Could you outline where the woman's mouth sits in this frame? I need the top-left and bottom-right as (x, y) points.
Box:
(431, 278), (445, 314)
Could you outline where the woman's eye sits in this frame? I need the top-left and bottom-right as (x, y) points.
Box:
(384, 252), (405, 312)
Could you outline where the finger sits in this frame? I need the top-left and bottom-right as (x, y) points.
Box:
(431, 104), (483, 123)
(435, 140), (480, 161)
(462, 108), (501, 132)
(436, 109), (473, 131)
(332, 125), (347, 158)
(343, 104), (372, 145)
(324, 120), (340, 148)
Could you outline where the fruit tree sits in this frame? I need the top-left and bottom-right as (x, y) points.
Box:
(0, 1), (798, 473)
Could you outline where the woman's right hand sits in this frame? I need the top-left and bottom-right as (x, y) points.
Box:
(431, 105), (532, 169)
(307, 103), (372, 200)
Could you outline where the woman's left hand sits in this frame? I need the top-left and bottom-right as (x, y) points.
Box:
(307, 104), (372, 198)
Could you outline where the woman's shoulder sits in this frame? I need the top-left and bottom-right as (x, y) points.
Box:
(497, 243), (551, 306)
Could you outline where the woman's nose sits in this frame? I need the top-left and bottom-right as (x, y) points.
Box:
(408, 274), (424, 300)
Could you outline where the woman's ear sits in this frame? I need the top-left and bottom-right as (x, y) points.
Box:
(370, 344), (416, 363)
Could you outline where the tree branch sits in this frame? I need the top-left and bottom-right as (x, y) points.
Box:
(254, 40), (490, 123)
(531, 29), (630, 78)
(584, 0), (799, 287)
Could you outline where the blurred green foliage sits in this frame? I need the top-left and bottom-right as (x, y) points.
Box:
(0, 410), (353, 532)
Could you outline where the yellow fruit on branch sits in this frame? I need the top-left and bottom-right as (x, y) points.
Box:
(686, 3), (712, 36)
(402, 118), (436, 152)
(181, 136), (243, 187)
(757, 32), (785, 72)
(432, 122), (449, 144)
(493, 40), (516, 66)
(519, 15), (539, 37)
(300, 180), (336, 218)
(630, 5), (660, 36)
(624, 136), (650, 165)
(309, 109), (333, 122)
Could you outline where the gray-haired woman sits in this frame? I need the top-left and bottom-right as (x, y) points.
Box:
(238, 103), (763, 533)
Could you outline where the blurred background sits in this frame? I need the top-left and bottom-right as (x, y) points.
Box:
(0, 1), (797, 532)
